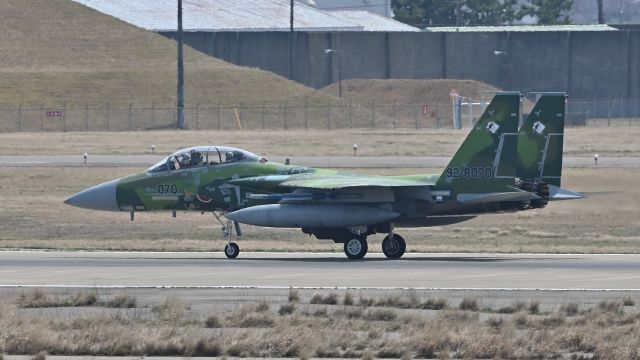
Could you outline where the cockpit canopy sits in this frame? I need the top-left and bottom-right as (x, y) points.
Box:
(147, 146), (265, 173)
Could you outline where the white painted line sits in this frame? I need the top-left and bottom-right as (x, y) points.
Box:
(1, 285), (639, 291)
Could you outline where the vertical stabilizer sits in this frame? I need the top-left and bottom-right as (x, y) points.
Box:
(437, 92), (520, 194)
(517, 93), (566, 187)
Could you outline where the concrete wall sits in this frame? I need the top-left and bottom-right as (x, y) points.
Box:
(161, 30), (640, 100)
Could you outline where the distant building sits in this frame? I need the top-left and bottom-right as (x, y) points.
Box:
(72, 0), (416, 32)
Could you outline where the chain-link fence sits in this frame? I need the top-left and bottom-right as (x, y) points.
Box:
(1, 98), (639, 132)
(0, 102), (454, 132)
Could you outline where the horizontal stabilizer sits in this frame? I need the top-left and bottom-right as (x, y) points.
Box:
(548, 185), (585, 200)
(457, 191), (540, 205)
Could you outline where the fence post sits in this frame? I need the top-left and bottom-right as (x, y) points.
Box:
(62, 103), (67, 132)
(150, 103), (155, 129)
(453, 96), (462, 129)
(349, 100), (353, 128)
(195, 103), (200, 130)
(304, 99), (308, 130)
(370, 101), (375, 128)
(283, 100), (288, 130)
(84, 104), (89, 131)
(216, 103), (221, 130)
(392, 100), (396, 129)
(106, 102), (111, 131)
(17, 103), (22, 131)
(40, 104), (44, 131)
(128, 102), (133, 130)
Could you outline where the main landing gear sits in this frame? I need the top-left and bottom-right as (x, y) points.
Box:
(344, 236), (368, 260)
(342, 231), (407, 260)
(382, 233), (406, 259)
(214, 212), (241, 259)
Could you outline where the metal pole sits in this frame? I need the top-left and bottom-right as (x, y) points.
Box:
(338, 51), (342, 98)
(289, 0), (294, 80)
(62, 103), (67, 132)
(304, 98), (308, 130)
(128, 102), (133, 130)
(17, 104), (21, 131)
(597, 0), (604, 24)
(40, 104), (44, 131)
(176, 0), (185, 129)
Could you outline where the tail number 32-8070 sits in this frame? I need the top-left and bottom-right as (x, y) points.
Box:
(445, 167), (493, 179)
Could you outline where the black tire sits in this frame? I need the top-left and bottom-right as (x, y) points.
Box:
(382, 234), (406, 259)
(224, 242), (240, 259)
(344, 237), (368, 260)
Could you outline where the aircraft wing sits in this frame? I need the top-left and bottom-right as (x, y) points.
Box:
(279, 175), (436, 190)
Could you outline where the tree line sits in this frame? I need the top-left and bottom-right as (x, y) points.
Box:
(392, 0), (573, 27)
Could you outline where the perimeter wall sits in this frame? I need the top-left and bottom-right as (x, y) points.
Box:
(161, 30), (640, 103)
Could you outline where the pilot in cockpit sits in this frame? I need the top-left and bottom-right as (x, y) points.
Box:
(189, 150), (203, 166)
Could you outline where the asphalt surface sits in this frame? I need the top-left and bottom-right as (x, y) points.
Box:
(1, 155), (638, 168)
(1, 251), (639, 290)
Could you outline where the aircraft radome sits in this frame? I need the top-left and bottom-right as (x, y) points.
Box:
(65, 92), (582, 260)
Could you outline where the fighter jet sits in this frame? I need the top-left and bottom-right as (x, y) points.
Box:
(65, 92), (581, 260)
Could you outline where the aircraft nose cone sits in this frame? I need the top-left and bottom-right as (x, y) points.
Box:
(64, 178), (120, 211)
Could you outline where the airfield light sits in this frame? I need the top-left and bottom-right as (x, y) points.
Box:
(151, 144), (156, 154)
(353, 144), (358, 156)
(83, 153), (88, 165)
(594, 154), (598, 168)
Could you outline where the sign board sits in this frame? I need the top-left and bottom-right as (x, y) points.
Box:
(46, 111), (63, 117)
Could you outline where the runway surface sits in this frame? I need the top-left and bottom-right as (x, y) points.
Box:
(2, 251), (639, 290)
(1, 155), (638, 168)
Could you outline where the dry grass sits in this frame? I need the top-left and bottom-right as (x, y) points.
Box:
(1, 291), (639, 358)
(623, 296), (636, 306)
(15, 289), (136, 309)
(3, 126), (640, 157)
(459, 297), (480, 311)
(310, 292), (338, 305)
(107, 294), (137, 308)
(1, 165), (640, 254)
(287, 287), (300, 303)
(30, 352), (46, 360)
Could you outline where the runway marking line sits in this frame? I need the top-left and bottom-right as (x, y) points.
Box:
(1, 285), (639, 292)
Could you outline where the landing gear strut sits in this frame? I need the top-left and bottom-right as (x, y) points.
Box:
(214, 212), (240, 259)
(382, 233), (406, 259)
(344, 236), (368, 260)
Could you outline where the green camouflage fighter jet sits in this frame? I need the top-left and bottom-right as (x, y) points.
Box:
(65, 92), (582, 260)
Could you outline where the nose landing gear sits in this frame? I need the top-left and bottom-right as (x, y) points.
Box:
(214, 212), (241, 259)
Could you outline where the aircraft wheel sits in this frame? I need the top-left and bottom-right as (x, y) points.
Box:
(382, 234), (406, 259)
(344, 236), (368, 260)
(224, 242), (240, 259)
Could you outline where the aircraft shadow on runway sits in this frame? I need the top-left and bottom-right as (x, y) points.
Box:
(210, 256), (518, 263)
